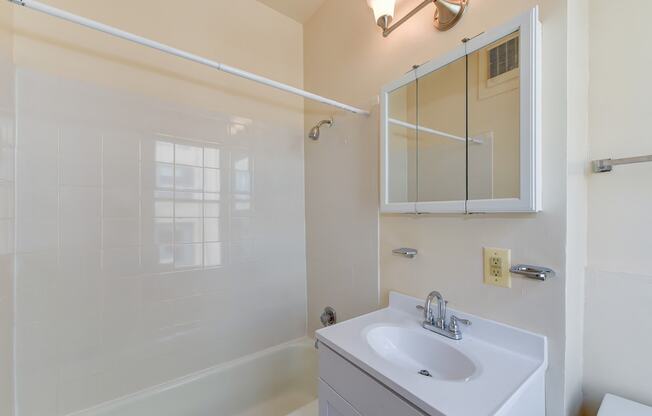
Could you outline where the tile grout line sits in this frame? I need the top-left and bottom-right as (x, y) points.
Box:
(11, 81), (18, 416)
(138, 137), (143, 269)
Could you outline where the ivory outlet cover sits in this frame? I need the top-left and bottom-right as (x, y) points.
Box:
(483, 247), (511, 288)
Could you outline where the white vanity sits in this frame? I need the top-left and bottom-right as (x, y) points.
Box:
(315, 292), (547, 416)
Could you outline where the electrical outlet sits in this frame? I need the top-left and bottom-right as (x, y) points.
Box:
(483, 247), (511, 288)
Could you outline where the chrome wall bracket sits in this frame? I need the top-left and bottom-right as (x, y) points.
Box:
(592, 154), (652, 173)
(510, 264), (555, 281)
(392, 247), (418, 258)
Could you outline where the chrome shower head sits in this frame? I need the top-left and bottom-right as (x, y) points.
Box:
(308, 119), (333, 140)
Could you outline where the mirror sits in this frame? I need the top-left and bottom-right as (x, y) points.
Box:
(380, 8), (540, 213)
(386, 80), (417, 204)
(468, 31), (520, 201)
(417, 56), (466, 203)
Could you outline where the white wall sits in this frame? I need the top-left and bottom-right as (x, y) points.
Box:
(9, 1), (306, 415)
(564, 0), (589, 414)
(0, 2), (15, 415)
(583, 0), (652, 414)
(304, 1), (579, 414)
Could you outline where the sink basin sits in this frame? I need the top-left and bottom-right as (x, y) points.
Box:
(366, 326), (478, 381)
(316, 292), (547, 415)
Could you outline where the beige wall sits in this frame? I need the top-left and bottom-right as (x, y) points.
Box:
(304, 0), (578, 414)
(12, 0), (304, 128)
(583, 0), (652, 414)
(0, 2), (15, 415)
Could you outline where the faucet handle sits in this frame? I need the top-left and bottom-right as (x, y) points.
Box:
(416, 305), (432, 322)
(449, 315), (471, 334)
(450, 315), (471, 326)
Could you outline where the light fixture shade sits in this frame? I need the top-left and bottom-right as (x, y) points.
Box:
(367, 0), (396, 21)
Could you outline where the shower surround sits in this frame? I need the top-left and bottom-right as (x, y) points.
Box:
(13, 69), (307, 415)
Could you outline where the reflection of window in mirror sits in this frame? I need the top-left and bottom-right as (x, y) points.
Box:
(468, 30), (521, 201)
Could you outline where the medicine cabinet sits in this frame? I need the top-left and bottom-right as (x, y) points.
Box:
(380, 7), (541, 213)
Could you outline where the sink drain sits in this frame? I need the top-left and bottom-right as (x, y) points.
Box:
(418, 369), (432, 377)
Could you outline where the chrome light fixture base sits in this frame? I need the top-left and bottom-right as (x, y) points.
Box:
(433, 0), (468, 31)
(377, 0), (469, 37)
(377, 14), (393, 31)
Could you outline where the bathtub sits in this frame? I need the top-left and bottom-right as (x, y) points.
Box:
(73, 338), (317, 416)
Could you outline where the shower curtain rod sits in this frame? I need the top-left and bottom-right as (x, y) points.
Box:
(7, 0), (370, 116)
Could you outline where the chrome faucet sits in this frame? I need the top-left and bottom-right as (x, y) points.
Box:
(424, 290), (446, 328)
(417, 291), (471, 340)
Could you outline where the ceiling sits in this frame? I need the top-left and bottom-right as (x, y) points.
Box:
(257, 0), (328, 24)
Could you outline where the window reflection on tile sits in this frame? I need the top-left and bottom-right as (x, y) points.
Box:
(152, 219), (173, 245)
(175, 144), (202, 167)
(231, 152), (249, 171)
(174, 165), (202, 191)
(204, 242), (222, 267)
(233, 171), (251, 193)
(141, 245), (174, 271)
(155, 163), (174, 189)
(175, 218), (202, 244)
(155, 141), (173, 163)
(174, 244), (202, 268)
(204, 147), (220, 169)
(232, 194), (252, 214)
(203, 218), (220, 242)
(154, 200), (173, 218)
(143, 139), (255, 271)
(175, 192), (203, 218)
(204, 168), (220, 193)
(229, 123), (246, 136)
(204, 200), (220, 218)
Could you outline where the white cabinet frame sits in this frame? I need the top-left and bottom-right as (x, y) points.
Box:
(380, 7), (542, 214)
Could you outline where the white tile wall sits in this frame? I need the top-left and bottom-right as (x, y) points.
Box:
(14, 69), (307, 416)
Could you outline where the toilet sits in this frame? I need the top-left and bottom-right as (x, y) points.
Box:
(598, 394), (652, 416)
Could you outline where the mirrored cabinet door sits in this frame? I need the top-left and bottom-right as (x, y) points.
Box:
(416, 56), (467, 212)
(467, 31), (521, 203)
(385, 79), (418, 210)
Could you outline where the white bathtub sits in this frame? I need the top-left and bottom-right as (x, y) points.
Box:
(72, 338), (317, 416)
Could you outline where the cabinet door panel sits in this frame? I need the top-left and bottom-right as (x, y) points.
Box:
(319, 345), (428, 416)
(319, 380), (362, 416)
(386, 80), (418, 206)
(416, 56), (467, 205)
(467, 31), (521, 202)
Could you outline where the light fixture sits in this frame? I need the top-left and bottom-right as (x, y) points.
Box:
(367, 0), (396, 31)
(368, 0), (469, 37)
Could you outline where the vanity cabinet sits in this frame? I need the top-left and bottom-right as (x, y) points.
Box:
(319, 382), (362, 416)
(318, 343), (429, 416)
(380, 8), (541, 213)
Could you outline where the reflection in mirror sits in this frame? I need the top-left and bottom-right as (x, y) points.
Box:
(468, 30), (521, 200)
(387, 80), (417, 203)
(417, 56), (467, 202)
